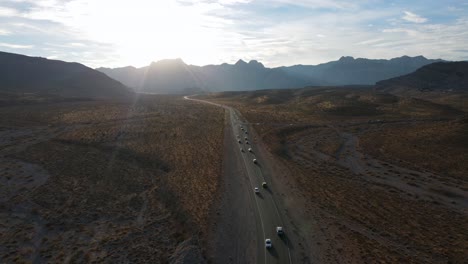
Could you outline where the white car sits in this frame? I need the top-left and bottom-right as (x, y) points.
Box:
(254, 187), (259, 194)
(276, 226), (284, 235)
(262, 182), (267, 188)
(248, 148), (252, 152)
(265, 239), (272, 248)
(253, 159), (257, 164)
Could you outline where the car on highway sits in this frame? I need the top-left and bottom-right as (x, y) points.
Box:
(245, 131), (248, 134)
(254, 187), (259, 194)
(276, 226), (284, 235)
(265, 239), (272, 248)
(238, 140), (242, 143)
(240, 148), (244, 152)
(244, 137), (248, 140)
(253, 158), (257, 164)
(248, 148), (252, 152)
(246, 141), (250, 145)
(262, 182), (267, 188)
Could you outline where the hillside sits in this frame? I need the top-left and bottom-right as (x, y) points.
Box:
(0, 51), (132, 99)
(376, 61), (468, 112)
(377, 61), (468, 92)
(97, 56), (441, 93)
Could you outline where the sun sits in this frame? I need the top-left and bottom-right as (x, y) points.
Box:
(60, 0), (221, 67)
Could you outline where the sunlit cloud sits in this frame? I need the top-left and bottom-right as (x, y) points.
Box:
(402, 11), (427, 23)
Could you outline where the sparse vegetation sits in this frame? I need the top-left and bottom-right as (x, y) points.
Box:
(0, 94), (224, 263)
(360, 120), (468, 182)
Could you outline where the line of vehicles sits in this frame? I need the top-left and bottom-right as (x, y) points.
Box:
(237, 123), (284, 249)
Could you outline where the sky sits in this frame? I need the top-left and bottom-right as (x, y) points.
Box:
(0, 0), (468, 68)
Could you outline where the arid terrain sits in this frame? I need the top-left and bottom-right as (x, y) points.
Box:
(198, 86), (468, 263)
(0, 94), (224, 263)
(1, 54), (467, 264)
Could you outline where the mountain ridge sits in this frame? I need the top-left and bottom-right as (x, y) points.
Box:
(97, 55), (442, 93)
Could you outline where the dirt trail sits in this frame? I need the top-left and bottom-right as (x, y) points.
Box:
(291, 130), (468, 213)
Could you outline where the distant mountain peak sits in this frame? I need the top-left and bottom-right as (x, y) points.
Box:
(393, 55), (428, 61)
(338, 56), (355, 62)
(248, 60), (264, 68)
(234, 59), (264, 68)
(235, 59), (247, 66)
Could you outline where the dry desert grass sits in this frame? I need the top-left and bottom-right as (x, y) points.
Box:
(0, 94), (224, 263)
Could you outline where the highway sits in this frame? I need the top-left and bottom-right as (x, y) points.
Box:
(185, 96), (292, 264)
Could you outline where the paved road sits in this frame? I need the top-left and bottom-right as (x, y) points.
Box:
(185, 96), (292, 264)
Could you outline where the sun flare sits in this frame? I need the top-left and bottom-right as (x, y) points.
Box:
(30, 0), (226, 66)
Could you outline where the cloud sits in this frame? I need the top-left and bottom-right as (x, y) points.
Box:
(69, 42), (85, 47)
(0, 28), (11, 35)
(0, 42), (34, 49)
(356, 38), (384, 45)
(402, 11), (427, 23)
(0, 6), (20, 17)
(447, 6), (463, 12)
(378, 18), (468, 60)
(218, 0), (253, 5)
(265, 0), (357, 10)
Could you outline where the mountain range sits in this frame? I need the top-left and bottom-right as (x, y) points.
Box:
(1, 51), (456, 98)
(0, 51), (132, 99)
(97, 59), (309, 94)
(97, 56), (441, 94)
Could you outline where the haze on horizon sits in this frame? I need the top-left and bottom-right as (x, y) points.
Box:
(0, 0), (467, 68)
